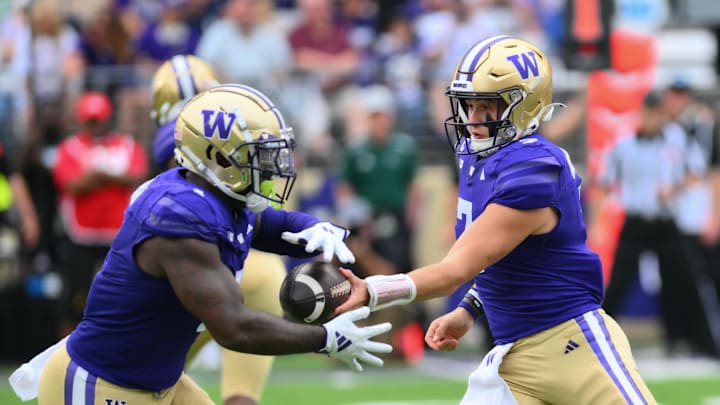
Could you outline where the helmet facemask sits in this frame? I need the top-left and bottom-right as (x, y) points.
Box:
(180, 128), (297, 213)
(444, 88), (524, 157)
(227, 129), (297, 210)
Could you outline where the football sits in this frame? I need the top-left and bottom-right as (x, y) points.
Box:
(279, 261), (352, 325)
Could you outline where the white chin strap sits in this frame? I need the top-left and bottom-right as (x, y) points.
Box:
(471, 137), (498, 156)
(244, 193), (270, 213)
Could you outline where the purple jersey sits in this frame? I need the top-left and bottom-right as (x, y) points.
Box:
(456, 134), (603, 344)
(67, 167), (256, 390)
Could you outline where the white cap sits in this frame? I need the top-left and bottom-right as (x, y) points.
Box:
(364, 85), (395, 114)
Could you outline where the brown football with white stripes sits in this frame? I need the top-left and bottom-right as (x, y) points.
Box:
(279, 261), (352, 325)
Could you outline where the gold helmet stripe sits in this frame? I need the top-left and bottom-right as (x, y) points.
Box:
(230, 84), (287, 129)
(170, 55), (197, 100)
(456, 35), (512, 83)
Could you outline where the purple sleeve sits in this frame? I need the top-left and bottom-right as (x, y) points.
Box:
(153, 121), (176, 166)
(490, 155), (562, 209)
(251, 209), (320, 257)
(142, 193), (221, 244)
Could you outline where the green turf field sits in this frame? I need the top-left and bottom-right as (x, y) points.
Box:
(2, 353), (719, 404)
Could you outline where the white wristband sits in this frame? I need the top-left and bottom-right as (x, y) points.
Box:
(365, 274), (417, 312)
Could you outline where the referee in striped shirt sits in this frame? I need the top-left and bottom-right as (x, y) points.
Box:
(599, 92), (705, 355)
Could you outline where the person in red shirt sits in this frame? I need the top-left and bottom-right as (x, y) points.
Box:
(52, 91), (148, 336)
(289, 0), (360, 93)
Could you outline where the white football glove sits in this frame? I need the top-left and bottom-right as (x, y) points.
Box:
(281, 222), (355, 264)
(320, 306), (392, 372)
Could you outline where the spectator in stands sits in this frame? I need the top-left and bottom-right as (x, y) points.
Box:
(77, 4), (146, 135)
(52, 92), (148, 336)
(115, 0), (214, 43)
(336, 0), (379, 86)
(133, 0), (201, 64)
(196, 0), (292, 94)
(77, 4), (135, 95)
(371, 11), (425, 137)
(14, 0), (84, 146)
(599, 92), (709, 357)
(412, 0), (455, 84)
(0, 0), (30, 148)
(337, 84), (419, 273)
(284, 0), (360, 160)
(289, 0), (360, 94)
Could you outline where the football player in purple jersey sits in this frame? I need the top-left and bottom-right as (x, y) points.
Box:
(34, 85), (391, 405)
(337, 36), (657, 404)
(150, 54), (290, 405)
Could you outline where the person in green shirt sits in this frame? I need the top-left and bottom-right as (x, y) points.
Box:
(336, 84), (423, 362)
(337, 84), (420, 274)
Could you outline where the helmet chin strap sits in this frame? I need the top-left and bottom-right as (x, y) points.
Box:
(244, 193), (270, 213)
(242, 179), (280, 213)
(471, 112), (503, 156)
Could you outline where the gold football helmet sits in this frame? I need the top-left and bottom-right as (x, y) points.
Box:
(150, 54), (219, 126)
(174, 84), (296, 213)
(445, 36), (560, 156)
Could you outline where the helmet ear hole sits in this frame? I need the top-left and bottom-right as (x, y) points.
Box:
(215, 151), (231, 168)
(204, 145), (232, 168)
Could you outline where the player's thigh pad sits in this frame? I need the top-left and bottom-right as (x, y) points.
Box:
(38, 344), (214, 405)
(170, 373), (215, 405)
(221, 250), (285, 401)
(499, 309), (656, 405)
(238, 250), (285, 316)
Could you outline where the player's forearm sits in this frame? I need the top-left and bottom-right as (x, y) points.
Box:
(252, 209), (320, 257)
(409, 259), (474, 302)
(214, 307), (326, 355)
(362, 249), (480, 311)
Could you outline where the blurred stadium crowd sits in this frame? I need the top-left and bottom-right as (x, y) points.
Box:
(1, 0), (720, 367)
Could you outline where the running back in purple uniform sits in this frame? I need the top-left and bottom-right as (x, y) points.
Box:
(337, 36), (657, 404)
(148, 54), (290, 405)
(34, 85), (392, 405)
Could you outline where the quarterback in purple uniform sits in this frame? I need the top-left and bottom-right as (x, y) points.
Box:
(338, 36), (657, 404)
(35, 85), (391, 404)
